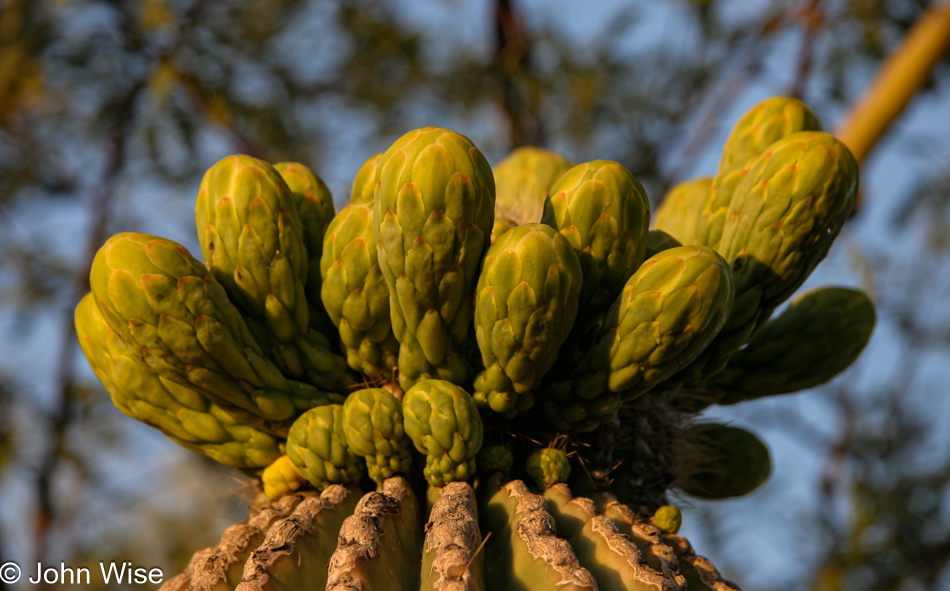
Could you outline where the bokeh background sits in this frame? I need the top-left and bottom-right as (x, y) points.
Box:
(1, 0), (949, 589)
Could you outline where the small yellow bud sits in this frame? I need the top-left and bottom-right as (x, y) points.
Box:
(653, 505), (682, 534)
(262, 455), (304, 500)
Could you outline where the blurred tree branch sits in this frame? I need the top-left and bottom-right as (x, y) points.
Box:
(790, 0), (823, 100)
(835, 2), (950, 166)
(28, 0), (214, 573)
(31, 80), (141, 573)
(494, 0), (544, 148)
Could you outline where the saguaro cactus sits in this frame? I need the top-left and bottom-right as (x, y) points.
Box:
(77, 99), (873, 590)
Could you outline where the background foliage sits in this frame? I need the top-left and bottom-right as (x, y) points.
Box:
(0, 0), (948, 589)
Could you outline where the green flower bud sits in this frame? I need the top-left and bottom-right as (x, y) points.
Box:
(350, 153), (382, 204)
(644, 229), (683, 259)
(493, 146), (572, 224)
(682, 131), (859, 381)
(403, 379), (484, 486)
(287, 404), (363, 490)
(711, 287), (875, 405)
(697, 97), (823, 250)
(542, 160), (651, 319)
(273, 161), (337, 309)
(477, 445), (514, 476)
(526, 448), (570, 490)
(194, 156), (351, 390)
(653, 505), (682, 534)
(545, 245), (734, 432)
(374, 127), (495, 389)
(75, 293), (282, 467)
(676, 424), (771, 499)
(342, 388), (412, 483)
(718, 96), (822, 177)
(321, 195), (398, 378)
(473, 223), (583, 417)
(262, 455), (305, 499)
(196, 155), (310, 339)
(491, 216), (519, 243)
(652, 177), (712, 247)
(89, 233), (340, 428)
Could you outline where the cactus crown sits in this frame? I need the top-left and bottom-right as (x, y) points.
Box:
(76, 98), (875, 590)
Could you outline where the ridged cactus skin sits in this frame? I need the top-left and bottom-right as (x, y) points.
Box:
(676, 424), (772, 499)
(89, 233), (340, 428)
(526, 448), (571, 490)
(165, 482), (740, 591)
(196, 156), (350, 391)
(327, 477), (423, 590)
(545, 245), (735, 432)
(75, 293), (282, 468)
(481, 478), (598, 590)
(682, 131), (859, 380)
(286, 404), (363, 490)
(710, 287), (875, 405)
(403, 379), (484, 486)
(473, 223), (583, 417)
(238, 485), (361, 591)
(341, 388), (412, 483)
(695, 97), (823, 250)
(374, 127), (496, 390)
(662, 531), (740, 591)
(542, 160), (651, 318)
(421, 482), (485, 590)
(492, 146), (573, 224)
(539, 485), (689, 591)
(165, 492), (304, 591)
(320, 192), (399, 378)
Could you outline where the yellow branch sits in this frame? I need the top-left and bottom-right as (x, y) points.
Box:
(835, 3), (950, 164)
